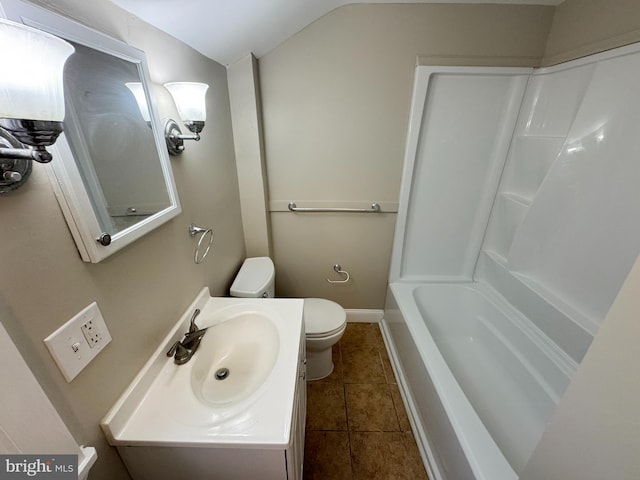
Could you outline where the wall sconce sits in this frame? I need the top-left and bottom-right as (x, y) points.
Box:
(0, 18), (74, 193)
(125, 82), (151, 124)
(163, 82), (208, 155)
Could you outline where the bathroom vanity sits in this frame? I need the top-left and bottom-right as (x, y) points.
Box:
(101, 289), (306, 480)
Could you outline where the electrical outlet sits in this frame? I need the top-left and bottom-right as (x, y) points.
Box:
(81, 319), (103, 348)
(44, 302), (112, 382)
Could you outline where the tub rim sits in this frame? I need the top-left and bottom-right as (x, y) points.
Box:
(386, 281), (520, 480)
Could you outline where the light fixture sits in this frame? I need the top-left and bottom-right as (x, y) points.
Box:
(0, 18), (74, 193)
(163, 82), (208, 155)
(125, 82), (151, 124)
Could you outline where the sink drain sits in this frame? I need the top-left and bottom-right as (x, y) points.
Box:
(215, 367), (230, 380)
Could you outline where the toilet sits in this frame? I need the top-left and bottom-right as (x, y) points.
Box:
(230, 257), (347, 381)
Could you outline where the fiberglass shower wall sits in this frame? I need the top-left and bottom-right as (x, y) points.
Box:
(393, 46), (640, 366)
(390, 67), (531, 282)
(478, 45), (640, 364)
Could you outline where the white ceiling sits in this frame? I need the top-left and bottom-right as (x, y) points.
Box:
(108, 0), (564, 66)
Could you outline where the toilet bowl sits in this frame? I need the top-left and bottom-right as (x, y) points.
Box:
(303, 298), (347, 380)
(230, 257), (346, 380)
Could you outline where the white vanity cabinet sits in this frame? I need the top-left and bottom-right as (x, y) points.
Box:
(285, 325), (307, 480)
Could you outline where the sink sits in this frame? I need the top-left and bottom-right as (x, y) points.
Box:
(100, 288), (304, 448)
(191, 311), (280, 405)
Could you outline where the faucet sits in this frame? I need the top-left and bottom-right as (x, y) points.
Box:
(166, 308), (207, 365)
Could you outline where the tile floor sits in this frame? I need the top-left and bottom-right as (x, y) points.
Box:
(303, 323), (429, 479)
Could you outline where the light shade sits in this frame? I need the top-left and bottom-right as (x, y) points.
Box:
(164, 82), (208, 122)
(0, 18), (74, 122)
(125, 82), (151, 122)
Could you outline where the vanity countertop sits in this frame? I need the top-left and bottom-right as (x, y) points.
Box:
(101, 288), (304, 448)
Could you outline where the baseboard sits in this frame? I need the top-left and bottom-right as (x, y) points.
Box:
(345, 309), (384, 323)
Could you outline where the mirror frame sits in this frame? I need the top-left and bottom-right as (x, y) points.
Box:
(2, 0), (182, 263)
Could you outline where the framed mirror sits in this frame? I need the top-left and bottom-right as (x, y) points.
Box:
(2, 0), (181, 263)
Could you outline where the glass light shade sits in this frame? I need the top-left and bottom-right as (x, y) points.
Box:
(0, 18), (74, 122)
(125, 82), (151, 122)
(164, 82), (208, 122)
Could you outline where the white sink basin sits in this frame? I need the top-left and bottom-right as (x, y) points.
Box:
(100, 289), (304, 447)
(191, 310), (280, 405)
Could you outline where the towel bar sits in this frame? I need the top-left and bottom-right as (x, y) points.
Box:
(288, 202), (381, 213)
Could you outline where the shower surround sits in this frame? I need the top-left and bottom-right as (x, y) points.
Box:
(382, 43), (640, 480)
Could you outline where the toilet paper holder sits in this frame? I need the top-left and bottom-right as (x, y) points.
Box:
(327, 264), (350, 284)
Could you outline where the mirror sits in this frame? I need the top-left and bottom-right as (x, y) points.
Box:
(63, 42), (172, 234)
(2, 0), (181, 263)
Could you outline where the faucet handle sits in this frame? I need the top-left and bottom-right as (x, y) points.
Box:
(189, 308), (201, 333)
(182, 327), (208, 344)
(166, 340), (191, 364)
(166, 340), (182, 357)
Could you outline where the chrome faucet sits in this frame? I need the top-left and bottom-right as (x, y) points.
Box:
(166, 309), (207, 365)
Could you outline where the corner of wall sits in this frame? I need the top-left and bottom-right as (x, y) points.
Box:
(227, 53), (272, 258)
(541, 0), (640, 66)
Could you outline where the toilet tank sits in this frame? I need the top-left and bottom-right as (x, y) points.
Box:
(230, 257), (275, 298)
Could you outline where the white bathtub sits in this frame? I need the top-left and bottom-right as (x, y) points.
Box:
(382, 282), (574, 480)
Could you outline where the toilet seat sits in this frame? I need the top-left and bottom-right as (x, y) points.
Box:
(306, 323), (346, 339)
(304, 298), (346, 337)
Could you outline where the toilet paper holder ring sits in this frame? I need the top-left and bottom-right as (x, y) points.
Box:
(327, 264), (350, 284)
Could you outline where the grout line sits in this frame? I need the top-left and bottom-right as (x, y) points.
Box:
(340, 340), (356, 478)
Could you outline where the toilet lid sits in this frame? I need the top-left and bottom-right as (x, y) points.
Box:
(303, 298), (346, 336)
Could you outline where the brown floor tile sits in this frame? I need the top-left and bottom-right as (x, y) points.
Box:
(341, 323), (384, 349)
(402, 432), (429, 480)
(379, 344), (397, 384)
(350, 431), (426, 480)
(304, 431), (353, 480)
(345, 383), (400, 432)
(390, 384), (412, 432)
(342, 345), (386, 384)
(372, 323), (385, 347)
(306, 382), (347, 431)
(304, 324), (428, 480)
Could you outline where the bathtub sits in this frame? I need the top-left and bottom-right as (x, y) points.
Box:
(382, 282), (574, 480)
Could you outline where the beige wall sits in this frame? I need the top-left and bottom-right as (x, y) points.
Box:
(543, 0), (640, 65)
(259, 3), (554, 309)
(0, 1), (244, 479)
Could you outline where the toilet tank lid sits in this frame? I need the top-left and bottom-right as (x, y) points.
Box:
(230, 257), (275, 297)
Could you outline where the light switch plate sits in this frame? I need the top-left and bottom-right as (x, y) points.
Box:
(44, 302), (112, 382)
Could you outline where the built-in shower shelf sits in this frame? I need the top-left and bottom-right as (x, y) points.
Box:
(482, 192), (530, 260)
(481, 249), (598, 335)
(483, 250), (508, 268)
(510, 271), (599, 337)
(503, 135), (565, 201)
(501, 191), (532, 207)
(514, 134), (567, 140)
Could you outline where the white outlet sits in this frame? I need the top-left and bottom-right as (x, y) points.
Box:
(81, 319), (103, 348)
(44, 302), (112, 382)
